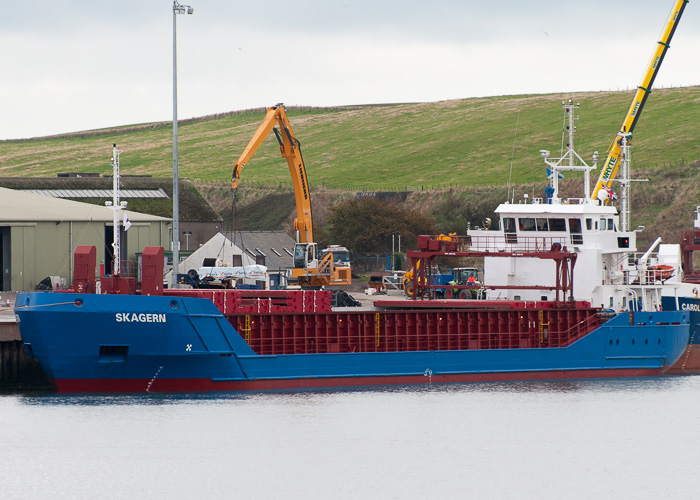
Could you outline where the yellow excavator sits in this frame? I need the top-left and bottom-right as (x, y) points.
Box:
(592, 0), (688, 202)
(232, 103), (351, 287)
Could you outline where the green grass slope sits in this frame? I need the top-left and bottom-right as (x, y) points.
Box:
(1, 87), (698, 189)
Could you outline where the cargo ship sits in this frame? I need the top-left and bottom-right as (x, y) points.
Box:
(12, 100), (695, 392)
(13, 0), (696, 393)
(14, 121), (694, 393)
(13, 247), (691, 393)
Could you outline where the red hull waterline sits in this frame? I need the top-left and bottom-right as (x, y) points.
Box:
(54, 368), (665, 394)
(666, 344), (700, 374)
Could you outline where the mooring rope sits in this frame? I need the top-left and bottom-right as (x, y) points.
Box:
(13, 301), (81, 310)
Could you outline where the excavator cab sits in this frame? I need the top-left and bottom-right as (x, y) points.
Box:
(293, 242), (318, 270)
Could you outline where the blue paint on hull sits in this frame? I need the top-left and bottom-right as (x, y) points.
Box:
(15, 292), (690, 393)
(662, 296), (700, 344)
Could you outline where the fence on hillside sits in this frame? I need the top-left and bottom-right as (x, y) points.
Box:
(191, 178), (515, 193)
(191, 155), (696, 193)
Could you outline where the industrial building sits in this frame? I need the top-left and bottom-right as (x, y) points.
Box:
(0, 187), (169, 291)
(0, 176), (223, 252)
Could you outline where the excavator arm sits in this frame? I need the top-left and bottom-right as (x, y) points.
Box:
(232, 104), (314, 243)
(591, 0), (688, 202)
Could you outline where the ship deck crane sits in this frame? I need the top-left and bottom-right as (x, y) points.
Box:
(231, 104), (351, 287)
(591, 0), (688, 202)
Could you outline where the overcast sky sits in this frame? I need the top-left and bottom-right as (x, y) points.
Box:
(1, 0), (698, 140)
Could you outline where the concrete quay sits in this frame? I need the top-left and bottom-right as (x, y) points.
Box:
(0, 293), (51, 390)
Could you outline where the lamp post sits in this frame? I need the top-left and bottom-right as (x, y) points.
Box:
(171, 0), (193, 288)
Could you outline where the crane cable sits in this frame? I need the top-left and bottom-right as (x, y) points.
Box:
(226, 186), (252, 281)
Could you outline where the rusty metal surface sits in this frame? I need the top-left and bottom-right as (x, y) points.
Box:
(0, 293), (19, 341)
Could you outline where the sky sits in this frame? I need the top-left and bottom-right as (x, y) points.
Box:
(1, 0), (699, 140)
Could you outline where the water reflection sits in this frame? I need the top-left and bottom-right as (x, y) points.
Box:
(10, 375), (695, 407)
(2, 376), (700, 499)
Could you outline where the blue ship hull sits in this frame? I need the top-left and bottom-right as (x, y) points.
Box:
(15, 292), (691, 393)
(662, 296), (700, 343)
(662, 295), (700, 373)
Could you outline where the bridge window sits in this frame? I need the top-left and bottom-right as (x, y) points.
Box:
(600, 218), (607, 230)
(569, 218), (582, 233)
(586, 218), (592, 230)
(569, 218), (583, 245)
(549, 218), (566, 231)
(503, 217), (516, 233)
(536, 218), (549, 231)
(518, 218), (536, 231)
(503, 217), (517, 243)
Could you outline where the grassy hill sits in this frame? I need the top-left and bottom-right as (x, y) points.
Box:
(202, 158), (700, 252)
(1, 87), (698, 189)
(1, 87), (698, 255)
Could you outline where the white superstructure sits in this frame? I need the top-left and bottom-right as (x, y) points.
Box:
(469, 101), (687, 312)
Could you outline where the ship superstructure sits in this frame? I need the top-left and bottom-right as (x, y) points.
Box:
(469, 100), (685, 314)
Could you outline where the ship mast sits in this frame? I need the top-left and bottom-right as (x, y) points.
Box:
(618, 132), (631, 232)
(540, 99), (598, 204)
(613, 132), (649, 232)
(106, 144), (128, 276)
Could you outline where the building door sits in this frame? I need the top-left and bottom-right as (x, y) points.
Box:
(0, 227), (9, 291)
(104, 225), (127, 276)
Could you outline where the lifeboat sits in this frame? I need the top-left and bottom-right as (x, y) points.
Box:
(648, 264), (674, 281)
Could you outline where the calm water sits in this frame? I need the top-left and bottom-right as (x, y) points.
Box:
(2, 377), (699, 499)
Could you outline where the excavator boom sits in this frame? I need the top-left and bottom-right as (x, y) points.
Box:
(232, 104), (313, 243)
(591, 0), (688, 201)
(231, 104), (351, 287)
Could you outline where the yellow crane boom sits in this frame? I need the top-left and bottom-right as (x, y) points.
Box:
(232, 103), (313, 243)
(231, 104), (352, 287)
(591, 0), (689, 202)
